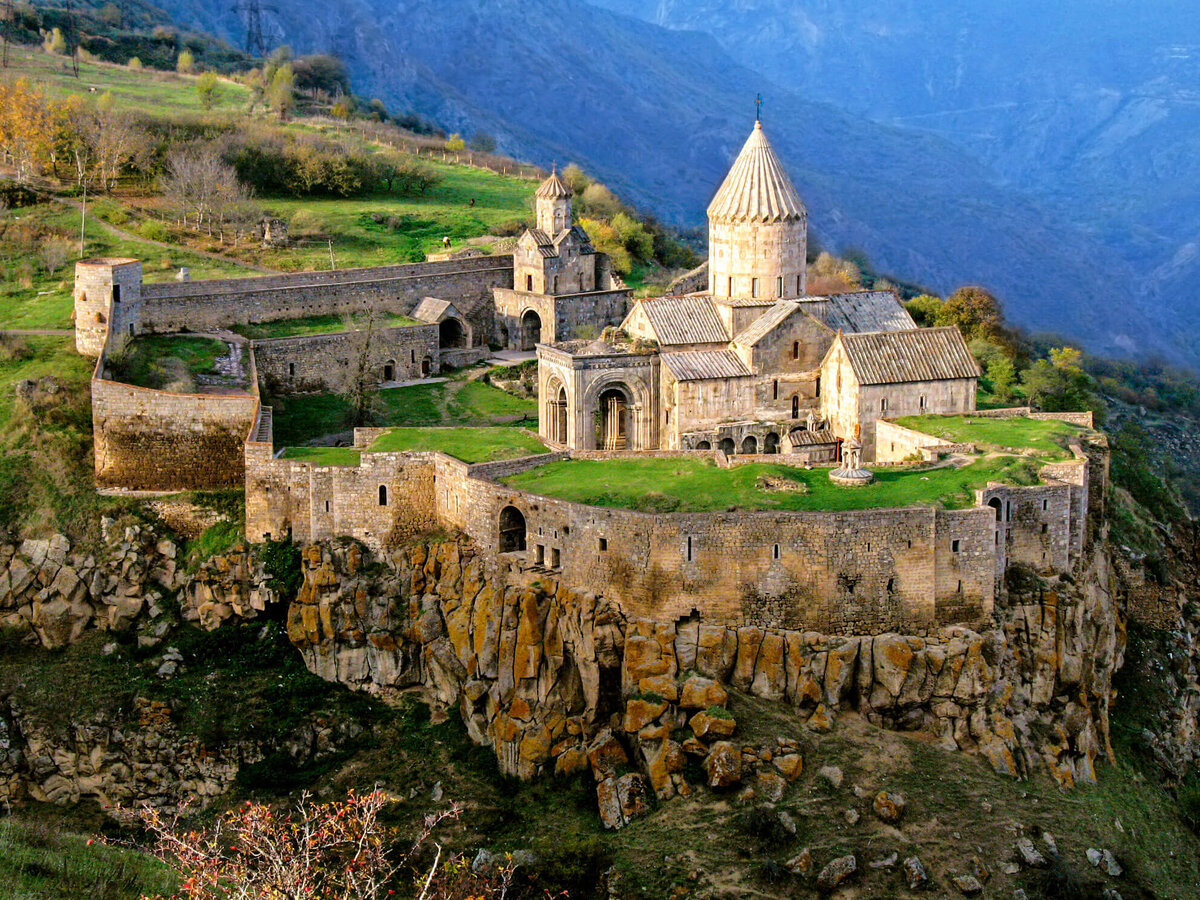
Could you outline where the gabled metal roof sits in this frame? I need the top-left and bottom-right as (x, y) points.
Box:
(837, 327), (981, 385)
(637, 296), (729, 345)
(732, 300), (802, 347)
(800, 290), (915, 334)
(662, 349), (751, 381)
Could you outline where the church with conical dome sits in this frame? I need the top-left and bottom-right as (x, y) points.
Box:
(533, 119), (980, 462)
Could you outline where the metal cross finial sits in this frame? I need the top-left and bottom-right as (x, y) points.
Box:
(755, 93), (763, 123)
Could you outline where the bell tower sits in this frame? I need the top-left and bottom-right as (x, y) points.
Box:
(707, 119), (808, 303)
(535, 168), (573, 235)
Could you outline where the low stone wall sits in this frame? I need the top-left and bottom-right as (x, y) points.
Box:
(252, 324), (440, 393)
(971, 407), (1094, 428)
(875, 420), (973, 463)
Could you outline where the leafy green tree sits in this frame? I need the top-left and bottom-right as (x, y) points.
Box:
(267, 63), (295, 120)
(579, 182), (621, 218)
(195, 72), (221, 110)
(176, 48), (195, 74)
(468, 131), (497, 152)
(561, 163), (590, 194)
(987, 356), (1017, 402)
(127, 56), (143, 70)
(444, 133), (466, 152)
(905, 294), (943, 327)
(935, 285), (1005, 342)
(612, 212), (653, 261)
(1020, 346), (1097, 413)
(42, 27), (65, 55)
(580, 216), (631, 274)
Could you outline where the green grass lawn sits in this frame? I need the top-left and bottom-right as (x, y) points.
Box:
(0, 816), (176, 900)
(230, 312), (421, 340)
(258, 160), (535, 269)
(279, 446), (363, 466)
(503, 455), (1043, 513)
(366, 427), (546, 463)
(8, 44), (250, 115)
(110, 335), (232, 390)
(894, 414), (1088, 459)
(0, 335), (93, 429)
(272, 374), (537, 446)
(0, 203), (258, 330)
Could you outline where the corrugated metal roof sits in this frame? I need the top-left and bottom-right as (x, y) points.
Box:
(535, 171), (572, 199)
(788, 428), (838, 447)
(733, 300), (800, 346)
(707, 122), (807, 224)
(662, 349), (751, 381)
(638, 296), (729, 345)
(801, 291), (915, 334)
(839, 327), (981, 385)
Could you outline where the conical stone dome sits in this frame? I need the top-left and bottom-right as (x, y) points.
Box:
(536, 170), (573, 200)
(707, 122), (806, 224)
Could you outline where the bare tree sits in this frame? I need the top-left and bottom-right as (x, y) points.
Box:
(81, 109), (150, 192)
(339, 311), (383, 429)
(160, 144), (257, 236)
(38, 237), (73, 277)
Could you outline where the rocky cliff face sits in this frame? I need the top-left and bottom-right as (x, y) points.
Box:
(286, 533), (1125, 825)
(0, 512), (1191, 826)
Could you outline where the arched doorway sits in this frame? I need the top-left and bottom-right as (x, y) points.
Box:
(696, 441), (711, 450)
(719, 437), (735, 456)
(521, 310), (542, 351)
(764, 432), (780, 454)
(556, 386), (568, 443)
(597, 387), (629, 450)
(988, 497), (1003, 520)
(741, 435), (758, 455)
(439, 317), (467, 349)
(383, 361), (395, 382)
(499, 506), (527, 553)
(545, 383), (569, 444)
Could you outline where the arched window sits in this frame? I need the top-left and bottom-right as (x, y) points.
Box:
(792, 341), (799, 360)
(772, 380), (779, 400)
(526, 274), (534, 291)
(378, 485), (388, 506)
(815, 375), (821, 398)
(791, 396), (799, 419)
(499, 506), (527, 552)
(777, 275), (783, 297)
(751, 277), (759, 298)
(741, 435), (757, 454)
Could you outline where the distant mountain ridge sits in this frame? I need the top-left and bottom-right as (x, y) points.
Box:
(154, 0), (1178, 364)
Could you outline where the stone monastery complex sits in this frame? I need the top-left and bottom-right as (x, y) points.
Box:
(72, 121), (1100, 636)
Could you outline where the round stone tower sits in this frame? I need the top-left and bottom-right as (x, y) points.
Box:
(707, 121), (808, 302)
(74, 258), (143, 358)
(535, 169), (573, 235)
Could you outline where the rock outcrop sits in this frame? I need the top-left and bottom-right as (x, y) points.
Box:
(285, 531), (1123, 796)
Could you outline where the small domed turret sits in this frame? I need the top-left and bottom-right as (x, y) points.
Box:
(536, 168), (573, 235)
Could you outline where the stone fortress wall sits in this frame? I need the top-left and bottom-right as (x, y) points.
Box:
(91, 349), (261, 491)
(244, 414), (1098, 635)
(252, 324), (441, 393)
(136, 256), (513, 337)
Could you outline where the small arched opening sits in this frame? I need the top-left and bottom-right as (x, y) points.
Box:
(521, 310), (542, 350)
(596, 386), (630, 450)
(378, 485), (388, 506)
(741, 435), (758, 455)
(556, 386), (568, 444)
(695, 441), (711, 451)
(439, 317), (467, 349)
(791, 396), (800, 419)
(719, 437), (736, 456)
(764, 432), (780, 454)
(499, 505), (527, 553)
(988, 497), (1003, 520)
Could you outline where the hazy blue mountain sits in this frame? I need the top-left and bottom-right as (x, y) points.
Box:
(154, 0), (1184, 362)
(593, 0), (1200, 362)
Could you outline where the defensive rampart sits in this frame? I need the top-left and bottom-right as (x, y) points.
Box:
(92, 348), (260, 491)
(252, 324), (441, 393)
(136, 257), (513, 334)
